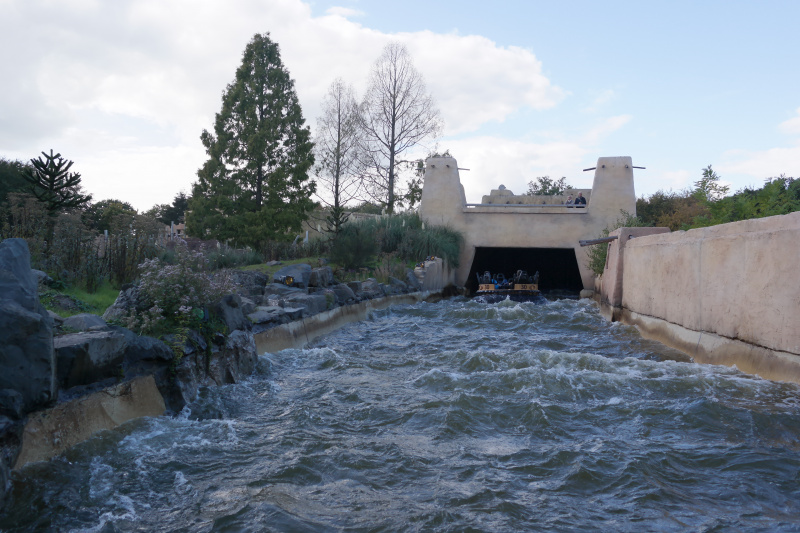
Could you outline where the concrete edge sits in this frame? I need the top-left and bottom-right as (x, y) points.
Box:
(14, 375), (165, 469)
(254, 290), (441, 354)
(620, 307), (800, 384)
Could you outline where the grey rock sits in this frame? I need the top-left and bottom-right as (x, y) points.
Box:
(248, 305), (286, 325)
(267, 260), (282, 266)
(51, 294), (81, 312)
(282, 293), (328, 317)
(63, 313), (107, 332)
(405, 269), (422, 291)
(273, 263), (312, 289)
(102, 285), (144, 321)
(361, 278), (384, 299)
(227, 269), (268, 297)
(0, 389), (24, 419)
(54, 330), (128, 389)
(0, 239), (56, 413)
(48, 310), (64, 327)
(240, 296), (257, 316)
(387, 277), (409, 294)
(263, 283), (305, 299)
(211, 294), (251, 332)
(0, 239), (38, 309)
(347, 281), (363, 298)
(309, 266), (334, 288)
(31, 269), (53, 286)
(331, 283), (356, 305)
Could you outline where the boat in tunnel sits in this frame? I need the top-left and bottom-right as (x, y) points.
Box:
(466, 246), (584, 296)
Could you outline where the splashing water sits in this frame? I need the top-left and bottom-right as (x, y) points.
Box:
(3, 297), (800, 532)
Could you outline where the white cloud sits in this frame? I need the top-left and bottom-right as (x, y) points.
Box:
(325, 6), (365, 18)
(0, 0), (565, 210)
(779, 107), (800, 135)
(441, 137), (590, 203)
(720, 142), (800, 180)
(581, 115), (632, 144)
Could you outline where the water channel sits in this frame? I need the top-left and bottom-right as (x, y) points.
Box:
(3, 297), (800, 531)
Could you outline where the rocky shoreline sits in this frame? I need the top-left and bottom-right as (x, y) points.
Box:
(0, 238), (449, 509)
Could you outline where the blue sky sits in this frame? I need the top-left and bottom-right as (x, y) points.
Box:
(1, 0), (798, 210)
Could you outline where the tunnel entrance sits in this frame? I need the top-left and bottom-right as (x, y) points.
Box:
(466, 247), (584, 293)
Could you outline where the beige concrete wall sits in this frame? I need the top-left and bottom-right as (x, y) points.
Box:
(600, 227), (671, 308)
(606, 211), (800, 382)
(419, 156), (638, 289)
(15, 376), (165, 468)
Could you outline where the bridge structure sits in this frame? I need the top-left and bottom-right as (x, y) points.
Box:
(418, 156), (638, 292)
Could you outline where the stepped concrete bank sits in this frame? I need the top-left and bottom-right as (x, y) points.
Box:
(598, 211), (800, 383)
(255, 291), (443, 353)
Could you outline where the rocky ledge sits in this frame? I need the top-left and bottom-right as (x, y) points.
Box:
(0, 248), (442, 507)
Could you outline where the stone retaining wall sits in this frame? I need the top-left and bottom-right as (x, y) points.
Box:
(600, 211), (800, 382)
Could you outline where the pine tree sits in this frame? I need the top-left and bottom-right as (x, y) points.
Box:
(187, 33), (315, 246)
(22, 150), (92, 216)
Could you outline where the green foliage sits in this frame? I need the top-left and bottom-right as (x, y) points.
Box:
(188, 33), (315, 248)
(159, 192), (189, 225)
(703, 175), (799, 225)
(636, 189), (708, 231)
(637, 167), (798, 232)
(526, 176), (572, 196)
(587, 211), (646, 276)
(329, 223), (379, 269)
(125, 249), (235, 336)
(330, 213), (463, 270)
(204, 246), (263, 270)
(351, 201), (383, 215)
(693, 165), (729, 203)
(83, 199), (137, 232)
(21, 149), (92, 216)
(324, 205), (351, 235)
(0, 158), (30, 205)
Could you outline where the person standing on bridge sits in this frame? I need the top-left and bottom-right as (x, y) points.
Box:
(574, 192), (587, 208)
(565, 194), (574, 207)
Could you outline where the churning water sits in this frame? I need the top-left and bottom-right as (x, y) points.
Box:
(3, 297), (800, 532)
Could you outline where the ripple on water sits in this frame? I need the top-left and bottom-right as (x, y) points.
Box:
(3, 297), (800, 532)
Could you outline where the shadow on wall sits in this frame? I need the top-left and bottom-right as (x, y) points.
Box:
(466, 247), (584, 293)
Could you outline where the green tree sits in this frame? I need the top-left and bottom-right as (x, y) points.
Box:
(83, 199), (137, 232)
(693, 165), (729, 203)
(187, 33), (315, 247)
(526, 176), (572, 196)
(154, 191), (189, 225)
(21, 150), (92, 216)
(0, 158), (30, 205)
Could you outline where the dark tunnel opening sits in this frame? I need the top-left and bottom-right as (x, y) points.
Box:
(466, 247), (584, 294)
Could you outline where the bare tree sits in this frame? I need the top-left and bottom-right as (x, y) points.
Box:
(314, 78), (364, 234)
(360, 42), (443, 214)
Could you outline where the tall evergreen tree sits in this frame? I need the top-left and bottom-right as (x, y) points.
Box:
(21, 150), (92, 216)
(187, 33), (315, 246)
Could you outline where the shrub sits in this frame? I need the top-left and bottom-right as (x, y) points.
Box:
(330, 223), (379, 269)
(125, 248), (234, 336)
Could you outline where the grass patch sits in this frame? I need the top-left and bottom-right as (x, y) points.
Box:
(239, 257), (324, 279)
(40, 281), (119, 318)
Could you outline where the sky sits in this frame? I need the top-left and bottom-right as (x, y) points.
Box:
(1, 0), (798, 212)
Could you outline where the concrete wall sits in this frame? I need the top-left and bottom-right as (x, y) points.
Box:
(602, 212), (800, 383)
(418, 156), (638, 289)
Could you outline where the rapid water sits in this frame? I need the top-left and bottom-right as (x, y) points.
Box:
(3, 297), (800, 532)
